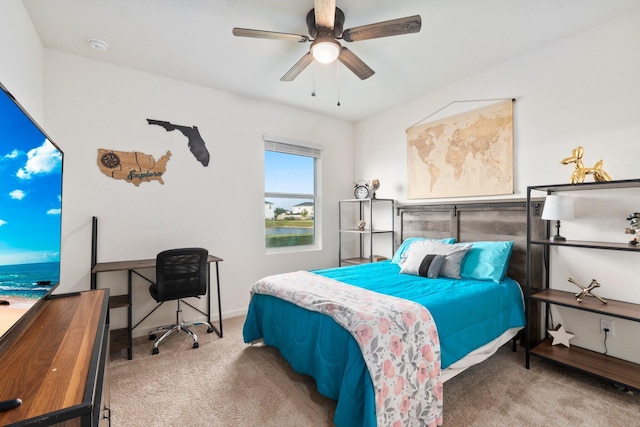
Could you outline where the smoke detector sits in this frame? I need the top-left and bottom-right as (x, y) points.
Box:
(88, 38), (108, 51)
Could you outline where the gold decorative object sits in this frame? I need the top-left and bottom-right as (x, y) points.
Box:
(567, 277), (608, 304)
(560, 146), (611, 183)
(357, 220), (366, 230)
(371, 179), (380, 199)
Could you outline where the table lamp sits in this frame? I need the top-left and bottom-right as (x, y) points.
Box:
(541, 195), (575, 241)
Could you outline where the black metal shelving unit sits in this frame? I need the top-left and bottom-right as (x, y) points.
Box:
(525, 179), (640, 391)
(338, 198), (394, 266)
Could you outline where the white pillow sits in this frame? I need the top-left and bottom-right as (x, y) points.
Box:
(399, 240), (472, 279)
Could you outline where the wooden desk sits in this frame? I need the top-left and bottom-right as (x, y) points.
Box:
(0, 290), (110, 426)
(91, 255), (223, 360)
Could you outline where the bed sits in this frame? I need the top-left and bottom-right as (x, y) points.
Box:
(243, 200), (545, 427)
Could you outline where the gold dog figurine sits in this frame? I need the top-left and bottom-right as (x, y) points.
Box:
(561, 146), (611, 184)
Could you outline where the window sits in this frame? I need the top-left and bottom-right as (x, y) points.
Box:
(264, 135), (321, 250)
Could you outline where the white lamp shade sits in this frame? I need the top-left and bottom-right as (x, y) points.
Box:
(311, 40), (340, 64)
(541, 195), (575, 221)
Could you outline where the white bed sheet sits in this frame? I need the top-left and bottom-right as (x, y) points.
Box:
(442, 326), (521, 382)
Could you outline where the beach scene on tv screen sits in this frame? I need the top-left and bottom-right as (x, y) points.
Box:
(0, 89), (62, 336)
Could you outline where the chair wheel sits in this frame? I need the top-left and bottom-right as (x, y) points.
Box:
(149, 334), (156, 340)
(207, 327), (213, 333)
(152, 347), (159, 355)
(193, 342), (199, 349)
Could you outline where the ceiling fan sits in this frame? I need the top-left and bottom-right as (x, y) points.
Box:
(232, 0), (421, 81)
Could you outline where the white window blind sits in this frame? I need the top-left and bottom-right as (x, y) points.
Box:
(263, 135), (322, 159)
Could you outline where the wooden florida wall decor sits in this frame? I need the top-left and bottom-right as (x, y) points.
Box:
(146, 119), (210, 166)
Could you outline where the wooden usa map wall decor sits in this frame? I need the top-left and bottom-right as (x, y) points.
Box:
(97, 149), (171, 186)
(97, 119), (210, 186)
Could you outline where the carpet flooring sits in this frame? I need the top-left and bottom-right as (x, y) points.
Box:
(110, 316), (639, 426)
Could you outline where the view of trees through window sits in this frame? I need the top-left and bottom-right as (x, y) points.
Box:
(265, 148), (317, 249)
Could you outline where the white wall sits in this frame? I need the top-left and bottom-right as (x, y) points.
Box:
(355, 10), (640, 200)
(41, 50), (354, 333)
(0, 0), (44, 120)
(354, 9), (640, 363)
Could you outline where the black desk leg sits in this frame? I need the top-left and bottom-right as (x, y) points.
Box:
(207, 263), (211, 329)
(127, 269), (133, 360)
(215, 262), (223, 337)
(207, 262), (223, 338)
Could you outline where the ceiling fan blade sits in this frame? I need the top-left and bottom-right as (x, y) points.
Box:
(338, 47), (374, 80)
(233, 28), (309, 42)
(341, 15), (421, 42)
(314, 0), (336, 29)
(281, 52), (314, 81)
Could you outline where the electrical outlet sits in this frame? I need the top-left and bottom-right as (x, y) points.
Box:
(600, 319), (615, 337)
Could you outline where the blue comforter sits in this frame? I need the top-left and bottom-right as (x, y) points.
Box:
(243, 261), (525, 427)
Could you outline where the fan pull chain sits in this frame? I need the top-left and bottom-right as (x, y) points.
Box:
(336, 62), (341, 107)
(311, 64), (316, 97)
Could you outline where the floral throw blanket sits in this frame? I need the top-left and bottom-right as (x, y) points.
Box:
(251, 270), (443, 426)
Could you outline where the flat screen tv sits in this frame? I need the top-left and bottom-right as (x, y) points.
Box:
(0, 82), (62, 344)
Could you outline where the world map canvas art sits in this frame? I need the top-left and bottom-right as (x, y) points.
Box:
(407, 100), (513, 199)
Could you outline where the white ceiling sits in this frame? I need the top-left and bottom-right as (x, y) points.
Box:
(23, 0), (640, 122)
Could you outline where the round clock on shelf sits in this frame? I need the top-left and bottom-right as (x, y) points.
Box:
(354, 181), (370, 199)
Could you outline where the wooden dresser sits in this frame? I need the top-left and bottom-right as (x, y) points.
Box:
(0, 289), (110, 426)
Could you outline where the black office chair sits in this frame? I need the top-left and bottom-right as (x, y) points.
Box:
(148, 248), (213, 354)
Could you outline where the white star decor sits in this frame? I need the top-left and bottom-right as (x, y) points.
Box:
(548, 325), (575, 348)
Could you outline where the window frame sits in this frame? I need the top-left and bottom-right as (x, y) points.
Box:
(264, 135), (322, 253)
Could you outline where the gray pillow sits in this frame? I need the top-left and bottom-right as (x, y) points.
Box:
(399, 240), (472, 279)
(400, 251), (445, 278)
(418, 254), (446, 278)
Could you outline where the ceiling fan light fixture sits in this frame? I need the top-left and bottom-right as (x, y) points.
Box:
(311, 39), (340, 64)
